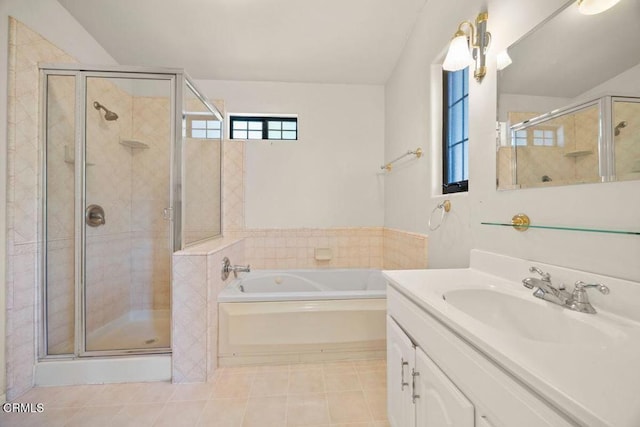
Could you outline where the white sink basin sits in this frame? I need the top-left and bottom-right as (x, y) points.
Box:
(443, 288), (622, 345)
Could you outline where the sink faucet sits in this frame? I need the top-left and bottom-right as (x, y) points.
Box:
(522, 266), (569, 305)
(522, 266), (610, 314)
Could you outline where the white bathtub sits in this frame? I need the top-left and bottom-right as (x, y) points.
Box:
(218, 269), (387, 366)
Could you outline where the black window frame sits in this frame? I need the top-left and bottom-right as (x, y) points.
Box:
(229, 115), (298, 140)
(442, 67), (469, 194)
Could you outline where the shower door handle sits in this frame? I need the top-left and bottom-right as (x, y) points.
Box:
(85, 204), (106, 227)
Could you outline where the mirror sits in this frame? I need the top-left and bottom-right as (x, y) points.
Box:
(497, 0), (640, 189)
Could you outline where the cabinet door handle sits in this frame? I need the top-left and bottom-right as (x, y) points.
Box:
(412, 369), (420, 403)
(401, 358), (409, 390)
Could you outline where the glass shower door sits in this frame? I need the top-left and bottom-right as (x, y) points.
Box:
(83, 75), (173, 353)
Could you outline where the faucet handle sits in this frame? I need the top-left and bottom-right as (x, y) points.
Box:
(573, 281), (610, 296)
(529, 266), (551, 281)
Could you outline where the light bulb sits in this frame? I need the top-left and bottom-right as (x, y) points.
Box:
(578, 0), (622, 15)
(443, 35), (474, 71)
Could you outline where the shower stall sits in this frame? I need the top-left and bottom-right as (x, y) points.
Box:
(39, 65), (222, 366)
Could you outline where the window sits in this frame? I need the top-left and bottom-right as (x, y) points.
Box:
(442, 67), (469, 193)
(230, 116), (298, 140)
(186, 115), (221, 139)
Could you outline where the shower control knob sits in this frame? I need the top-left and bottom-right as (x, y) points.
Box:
(85, 204), (106, 227)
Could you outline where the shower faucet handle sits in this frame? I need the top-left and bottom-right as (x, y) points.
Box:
(85, 204), (106, 227)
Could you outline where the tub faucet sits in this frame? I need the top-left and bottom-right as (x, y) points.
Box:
(221, 257), (251, 280)
(522, 266), (569, 305)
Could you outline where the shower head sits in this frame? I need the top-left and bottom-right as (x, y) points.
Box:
(614, 121), (627, 136)
(93, 101), (119, 121)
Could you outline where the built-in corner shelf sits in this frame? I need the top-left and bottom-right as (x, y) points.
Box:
(481, 221), (640, 236)
(120, 138), (149, 149)
(563, 150), (593, 158)
(64, 145), (94, 166)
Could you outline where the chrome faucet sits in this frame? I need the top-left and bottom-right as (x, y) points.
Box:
(221, 257), (251, 280)
(522, 266), (610, 314)
(522, 266), (569, 305)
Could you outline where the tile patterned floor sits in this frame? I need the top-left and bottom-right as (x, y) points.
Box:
(0, 359), (389, 427)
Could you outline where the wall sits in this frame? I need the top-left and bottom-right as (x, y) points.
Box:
(385, 0), (640, 281)
(195, 80), (386, 229)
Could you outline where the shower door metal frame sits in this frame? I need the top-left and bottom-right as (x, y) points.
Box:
(39, 65), (189, 359)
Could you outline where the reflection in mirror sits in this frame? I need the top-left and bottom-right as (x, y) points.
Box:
(497, 0), (640, 190)
(614, 99), (640, 180)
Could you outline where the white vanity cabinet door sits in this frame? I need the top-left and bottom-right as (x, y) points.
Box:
(414, 346), (475, 427)
(387, 316), (416, 427)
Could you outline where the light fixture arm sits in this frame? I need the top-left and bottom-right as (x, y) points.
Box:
(454, 20), (475, 42)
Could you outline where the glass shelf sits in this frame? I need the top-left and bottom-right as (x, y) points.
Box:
(481, 222), (640, 236)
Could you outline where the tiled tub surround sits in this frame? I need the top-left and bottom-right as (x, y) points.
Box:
(172, 238), (246, 383)
(172, 227), (428, 383)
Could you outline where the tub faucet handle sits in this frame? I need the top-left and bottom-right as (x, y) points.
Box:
(221, 257), (250, 280)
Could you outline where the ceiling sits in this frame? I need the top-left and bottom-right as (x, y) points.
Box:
(57, 0), (427, 84)
(499, 0), (640, 99)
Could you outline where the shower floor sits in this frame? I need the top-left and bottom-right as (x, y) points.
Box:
(86, 309), (170, 352)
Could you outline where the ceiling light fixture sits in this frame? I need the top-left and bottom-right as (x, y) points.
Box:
(442, 12), (491, 82)
(577, 0), (622, 15)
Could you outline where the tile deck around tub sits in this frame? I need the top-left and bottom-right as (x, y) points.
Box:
(0, 359), (389, 427)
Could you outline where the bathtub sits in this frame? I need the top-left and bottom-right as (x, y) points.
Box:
(218, 269), (387, 366)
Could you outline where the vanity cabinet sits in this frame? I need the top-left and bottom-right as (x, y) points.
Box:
(387, 316), (474, 427)
(387, 286), (576, 427)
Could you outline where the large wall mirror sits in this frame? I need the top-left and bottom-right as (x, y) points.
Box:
(497, 0), (640, 190)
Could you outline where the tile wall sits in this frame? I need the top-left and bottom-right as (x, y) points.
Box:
(6, 17), (76, 400)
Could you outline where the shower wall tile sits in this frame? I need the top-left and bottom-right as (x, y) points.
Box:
(614, 102), (640, 180)
(222, 140), (245, 233)
(6, 18), (75, 400)
(130, 96), (172, 312)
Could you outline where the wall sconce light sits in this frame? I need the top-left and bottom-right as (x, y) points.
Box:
(442, 12), (491, 82)
(577, 0), (622, 15)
